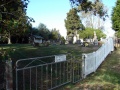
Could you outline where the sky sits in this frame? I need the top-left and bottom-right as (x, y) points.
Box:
(102, 0), (117, 37)
(27, 0), (117, 38)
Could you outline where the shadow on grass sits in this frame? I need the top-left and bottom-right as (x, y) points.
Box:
(62, 48), (120, 90)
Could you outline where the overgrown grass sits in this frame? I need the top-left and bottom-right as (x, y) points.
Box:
(61, 48), (120, 90)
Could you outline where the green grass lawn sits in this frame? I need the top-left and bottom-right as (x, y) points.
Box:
(0, 44), (100, 89)
(0, 44), (99, 61)
(61, 48), (120, 90)
(2, 44), (119, 90)
(1, 44), (120, 90)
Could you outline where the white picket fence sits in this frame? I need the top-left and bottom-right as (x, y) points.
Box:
(82, 38), (114, 78)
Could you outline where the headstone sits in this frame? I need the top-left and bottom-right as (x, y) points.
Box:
(86, 39), (90, 43)
(5, 60), (13, 90)
(93, 31), (97, 40)
(80, 38), (83, 45)
(93, 31), (98, 45)
(67, 34), (74, 44)
(65, 40), (69, 44)
(73, 30), (80, 44)
(94, 39), (98, 45)
(73, 35), (77, 44)
(77, 34), (79, 40)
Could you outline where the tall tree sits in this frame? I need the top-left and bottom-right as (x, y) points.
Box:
(37, 23), (50, 40)
(0, 0), (33, 44)
(65, 8), (84, 35)
(78, 0), (108, 24)
(50, 28), (61, 42)
(111, 0), (120, 32)
(70, 0), (108, 21)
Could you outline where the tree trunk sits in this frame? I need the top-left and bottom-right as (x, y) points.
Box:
(8, 32), (11, 44)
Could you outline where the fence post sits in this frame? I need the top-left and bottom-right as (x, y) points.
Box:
(82, 54), (86, 79)
(5, 60), (13, 90)
(0, 61), (5, 90)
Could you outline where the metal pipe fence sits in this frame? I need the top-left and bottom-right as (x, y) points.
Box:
(71, 56), (82, 83)
(16, 61), (72, 90)
(15, 54), (82, 90)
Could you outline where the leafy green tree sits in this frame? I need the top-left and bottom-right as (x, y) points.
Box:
(95, 29), (106, 40)
(69, 0), (92, 7)
(30, 27), (39, 35)
(79, 28), (94, 39)
(77, 0), (108, 29)
(115, 31), (120, 38)
(65, 8), (84, 35)
(111, 0), (120, 32)
(37, 23), (50, 40)
(0, 0), (33, 44)
(79, 28), (106, 40)
(31, 24), (62, 41)
(50, 28), (61, 42)
(70, 0), (108, 22)
(60, 36), (65, 44)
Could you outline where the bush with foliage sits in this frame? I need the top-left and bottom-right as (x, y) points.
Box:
(78, 28), (106, 40)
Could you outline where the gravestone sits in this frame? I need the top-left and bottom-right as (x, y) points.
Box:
(73, 30), (80, 44)
(93, 31), (97, 40)
(94, 39), (98, 45)
(80, 38), (83, 45)
(65, 36), (69, 44)
(93, 31), (98, 45)
(73, 35), (77, 44)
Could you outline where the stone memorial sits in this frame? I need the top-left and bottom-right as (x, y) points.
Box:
(93, 31), (98, 45)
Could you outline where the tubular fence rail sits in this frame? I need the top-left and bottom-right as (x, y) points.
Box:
(16, 60), (72, 90)
(15, 54), (81, 90)
(15, 54), (83, 90)
(4, 37), (114, 90)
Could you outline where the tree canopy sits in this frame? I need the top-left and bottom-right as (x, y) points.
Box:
(30, 23), (62, 42)
(50, 28), (61, 41)
(65, 8), (84, 35)
(37, 23), (50, 40)
(79, 28), (106, 40)
(111, 0), (120, 32)
(0, 0), (30, 26)
(0, 0), (107, 44)
(70, 0), (108, 21)
(0, 0), (34, 44)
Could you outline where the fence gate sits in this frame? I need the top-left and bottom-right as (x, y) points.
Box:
(15, 54), (83, 90)
(72, 58), (82, 83)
